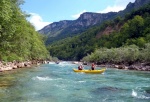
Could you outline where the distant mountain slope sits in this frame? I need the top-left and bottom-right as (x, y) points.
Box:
(39, 12), (117, 44)
(38, 20), (72, 37)
(39, 0), (150, 45)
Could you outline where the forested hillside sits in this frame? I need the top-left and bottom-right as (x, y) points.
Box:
(0, 0), (50, 61)
(47, 3), (150, 62)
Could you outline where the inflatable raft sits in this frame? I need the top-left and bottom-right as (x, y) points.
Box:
(73, 68), (106, 74)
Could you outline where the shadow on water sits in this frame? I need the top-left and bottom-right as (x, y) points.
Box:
(0, 74), (16, 88)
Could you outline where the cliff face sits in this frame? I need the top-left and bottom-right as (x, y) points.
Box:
(132, 0), (150, 8)
(74, 12), (117, 27)
(39, 0), (150, 44)
(119, 0), (150, 15)
(39, 12), (117, 36)
(62, 12), (117, 34)
(39, 12), (117, 44)
(38, 20), (72, 37)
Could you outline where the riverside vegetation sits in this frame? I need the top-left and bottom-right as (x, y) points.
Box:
(0, 0), (51, 71)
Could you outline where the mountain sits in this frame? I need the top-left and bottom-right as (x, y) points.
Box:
(39, 0), (150, 45)
(39, 12), (117, 44)
(38, 20), (72, 37)
(47, 2), (150, 61)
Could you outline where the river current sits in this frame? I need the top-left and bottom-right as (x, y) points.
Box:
(0, 61), (150, 102)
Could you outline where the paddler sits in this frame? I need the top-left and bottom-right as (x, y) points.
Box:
(91, 63), (96, 70)
(78, 63), (83, 70)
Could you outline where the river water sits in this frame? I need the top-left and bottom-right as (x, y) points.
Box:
(0, 61), (150, 102)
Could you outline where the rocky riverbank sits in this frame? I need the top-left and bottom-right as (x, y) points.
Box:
(96, 62), (150, 71)
(0, 60), (48, 72)
(79, 61), (150, 71)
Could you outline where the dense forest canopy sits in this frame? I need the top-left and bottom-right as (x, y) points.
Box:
(0, 0), (50, 61)
(47, 3), (150, 63)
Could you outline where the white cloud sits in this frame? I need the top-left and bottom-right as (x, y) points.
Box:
(99, 5), (124, 13)
(99, 0), (135, 13)
(71, 10), (86, 19)
(29, 13), (51, 30)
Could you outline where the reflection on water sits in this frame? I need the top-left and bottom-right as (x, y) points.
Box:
(0, 62), (150, 102)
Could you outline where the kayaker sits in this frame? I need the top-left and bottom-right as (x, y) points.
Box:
(78, 64), (83, 70)
(91, 63), (95, 70)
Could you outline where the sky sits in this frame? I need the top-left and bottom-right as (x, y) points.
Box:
(21, 0), (135, 30)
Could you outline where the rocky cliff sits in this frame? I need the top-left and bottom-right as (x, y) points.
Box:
(38, 20), (72, 37)
(39, 12), (117, 44)
(119, 0), (150, 15)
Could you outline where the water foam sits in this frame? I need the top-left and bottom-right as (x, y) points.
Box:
(32, 76), (62, 81)
(58, 61), (75, 67)
(48, 62), (55, 64)
(139, 95), (150, 99)
(78, 80), (86, 83)
(36, 76), (53, 81)
(132, 89), (150, 99)
(132, 89), (137, 97)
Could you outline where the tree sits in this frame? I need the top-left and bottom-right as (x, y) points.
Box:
(124, 15), (144, 38)
(0, 0), (50, 61)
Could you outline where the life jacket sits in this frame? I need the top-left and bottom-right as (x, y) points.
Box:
(92, 63), (95, 68)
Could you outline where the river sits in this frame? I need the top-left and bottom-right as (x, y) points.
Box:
(0, 61), (150, 102)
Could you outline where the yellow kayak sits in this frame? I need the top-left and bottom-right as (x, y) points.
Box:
(73, 68), (106, 74)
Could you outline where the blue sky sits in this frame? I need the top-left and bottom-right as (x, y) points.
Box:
(21, 0), (135, 30)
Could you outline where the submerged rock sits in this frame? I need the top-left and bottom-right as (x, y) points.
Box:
(145, 89), (150, 94)
(91, 86), (121, 94)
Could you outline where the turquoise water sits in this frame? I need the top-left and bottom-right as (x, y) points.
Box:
(0, 62), (150, 102)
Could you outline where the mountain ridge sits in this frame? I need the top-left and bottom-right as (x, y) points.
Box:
(39, 0), (150, 44)
(39, 12), (117, 44)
